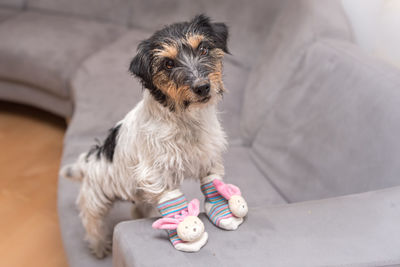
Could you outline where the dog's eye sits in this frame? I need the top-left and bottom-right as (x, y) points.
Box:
(199, 46), (208, 56)
(165, 59), (175, 70)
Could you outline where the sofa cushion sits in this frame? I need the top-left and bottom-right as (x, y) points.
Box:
(0, 80), (72, 117)
(251, 40), (400, 202)
(0, 7), (19, 22)
(129, 0), (287, 70)
(27, 0), (132, 26)
(0, 0), (24, 9)
(0, 11), (126, 99)
(240, 0), (353, 144)
(114, 186), (400, 267)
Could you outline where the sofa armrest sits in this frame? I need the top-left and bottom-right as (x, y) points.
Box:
(113, 186), (400, 267)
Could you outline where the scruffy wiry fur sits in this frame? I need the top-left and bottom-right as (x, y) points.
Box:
(60, 14), (228, 258)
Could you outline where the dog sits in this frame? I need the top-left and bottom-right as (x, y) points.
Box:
(61, 14), (229, 258)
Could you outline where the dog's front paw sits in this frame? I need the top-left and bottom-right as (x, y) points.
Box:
(88, 238), (112, 258)
(201, 177), (248, 230)
(174, 232), (208, 252)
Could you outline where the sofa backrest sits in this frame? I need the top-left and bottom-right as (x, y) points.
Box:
(240, 0), (353, 145)
(0, 0), (25, 9)
(250, 39), (400, 202)
(128, 0), (286, 69)
(24, 0), (286, 69)
(26, 0), (132, 25)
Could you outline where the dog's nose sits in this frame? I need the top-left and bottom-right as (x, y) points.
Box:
(192, 83), (210, 97)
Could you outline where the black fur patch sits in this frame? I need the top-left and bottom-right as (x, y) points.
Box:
(183, 100), (191, 108)
(86, 124), (121, 162)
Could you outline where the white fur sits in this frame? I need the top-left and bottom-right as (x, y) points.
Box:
(61, 90), (226, 257)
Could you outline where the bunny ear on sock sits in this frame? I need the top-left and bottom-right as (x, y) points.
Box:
(213, 179), (241, 200)
(152, 217), (180, 230)
(187, 199), (200, 217)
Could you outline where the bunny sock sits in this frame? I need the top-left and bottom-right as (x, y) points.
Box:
(200, 175), (245, 230)
(154, 189), (208, 252)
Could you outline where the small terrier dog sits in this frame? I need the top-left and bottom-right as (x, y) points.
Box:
(61, 14), (229, 257)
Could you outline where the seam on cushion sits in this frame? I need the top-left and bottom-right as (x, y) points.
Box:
(240, 0), (354, 145)
(247, 44), (309, 148)
(250, 185), (400, 210)
(237, 147), (288, 204)
(249, 145), (291, 203)
(317, 39), (400, 87)
(322, 258), (400, 267)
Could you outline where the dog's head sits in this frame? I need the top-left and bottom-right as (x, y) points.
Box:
(130, 15), (229, 111)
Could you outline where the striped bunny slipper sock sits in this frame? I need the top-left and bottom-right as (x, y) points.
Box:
(154, 189), (208, 252)
(200, 175), (246, 230)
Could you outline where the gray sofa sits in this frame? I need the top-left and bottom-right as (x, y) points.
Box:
(1, 0), (400, 266)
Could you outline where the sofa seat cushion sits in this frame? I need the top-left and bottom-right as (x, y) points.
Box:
(114, 186), (400, 267)
(0, 80), (73, 117)
(251, 40), (400, 203)
(0, 11), (126, 99)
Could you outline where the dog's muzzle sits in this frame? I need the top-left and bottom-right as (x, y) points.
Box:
(191, 79), (210, 97)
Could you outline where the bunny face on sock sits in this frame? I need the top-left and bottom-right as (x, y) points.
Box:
(177, 216), (204, 242)
(213, 179), (248, 218)
(153, 199), (205, 242)
(228, 195), (248, 218)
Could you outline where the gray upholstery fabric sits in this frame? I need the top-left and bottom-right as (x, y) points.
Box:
(0, 11), (126, 99)
(182, 146), (286, 206)
(66, 30), (150, 143)
(240, 0), (353, 144)
(27, 0), (132, 26)
(0, 80), (72, 117)
(129, 0), (287, 70)
(0, 6), (19, 21)
(251, 40), (400, 202)
(113, 186), (400, 267)
(0, 0), (25, 9)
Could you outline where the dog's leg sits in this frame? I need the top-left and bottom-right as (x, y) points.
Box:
(153, 189), (208, 252)
(77, 184), (112, 258)
(200, 162), (247, 230)
(131, 201), (158, 219)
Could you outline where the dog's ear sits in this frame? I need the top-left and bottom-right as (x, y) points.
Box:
(190, 14), (212, 29)
(129, 40), (153, 88)
(190, 15), (229, 53)
(211, 22), (229, 54)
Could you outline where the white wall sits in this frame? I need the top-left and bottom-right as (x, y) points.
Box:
(341, 0), (400, 69)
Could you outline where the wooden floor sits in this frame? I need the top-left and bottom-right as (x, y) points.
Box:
(0, 101), (68, 267)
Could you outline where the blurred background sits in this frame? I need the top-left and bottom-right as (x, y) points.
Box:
(0, 0), (399, 266)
